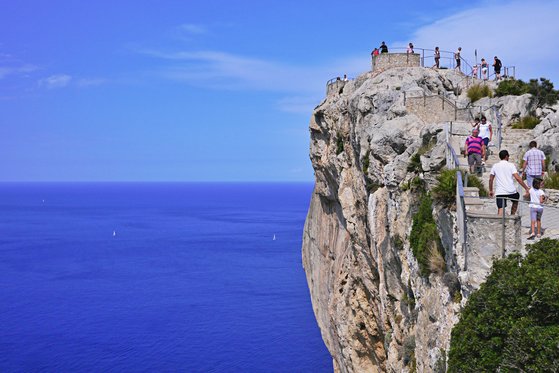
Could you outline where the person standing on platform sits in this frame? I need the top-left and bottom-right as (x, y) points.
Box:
(454, 47), (462, 72)
(380, 41), (388, 54)
(433, 47), (440, 68)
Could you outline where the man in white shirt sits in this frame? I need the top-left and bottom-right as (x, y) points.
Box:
(489, 150), (530, 215)
(522, 141), (546, 188)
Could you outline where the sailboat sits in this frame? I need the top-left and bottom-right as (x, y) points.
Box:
(273, 234), (276, 241)
(113, 230), (117, 237)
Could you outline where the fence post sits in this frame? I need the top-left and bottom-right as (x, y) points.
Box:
(501, 200), (506, 257)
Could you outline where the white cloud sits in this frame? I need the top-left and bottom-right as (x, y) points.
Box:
(39, 74), (72, 89)
(177, 23), (207, 35)
(404, 0), (559, 83)
(0, 64), (37, 79)
(76, 78), (107, 87)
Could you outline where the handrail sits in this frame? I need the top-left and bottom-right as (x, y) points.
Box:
(326, 77), (355, 86)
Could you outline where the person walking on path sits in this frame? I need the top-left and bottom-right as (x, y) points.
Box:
(380, 42), (388, 54)
(522, 141), (546, 189)
(471, 117), (480, 129)
(478, 116), (492, 163)
(528, 178), (546, 239)
(433, 47), (440, 68)
(489, 150), (530, 216)
(465, 128), (485, 174)
(454, 47), (462, 72)
(493, 56), (502, 81)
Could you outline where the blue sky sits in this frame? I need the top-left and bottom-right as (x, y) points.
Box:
(1, 0), (558, 181)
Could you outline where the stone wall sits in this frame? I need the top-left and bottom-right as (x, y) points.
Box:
(405, 95), (473, 123)
(326, 80), (346, 96)
(372, 53), (420, 73)
(462, 212), (521, 289)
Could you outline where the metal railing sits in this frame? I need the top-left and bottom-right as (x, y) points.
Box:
(497, 196), (559, 256)
(446, 123), (469, 266)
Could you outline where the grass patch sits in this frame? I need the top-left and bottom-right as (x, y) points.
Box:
(409, 193), (444, 277)
(432, 169), (487, 207)
(336, 136), (344, 154)
(467, 84), (493, 102)
(544, 172), (559, 189)
(466, 174), (488, 197)
(511, 115), (540, 129)
(362, 151), (370, 174)
(432, 169), (458, 208)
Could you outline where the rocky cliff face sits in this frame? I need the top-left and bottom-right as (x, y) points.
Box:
(302, 67), (559, 372)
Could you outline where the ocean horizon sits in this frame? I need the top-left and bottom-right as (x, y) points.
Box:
(0, 182), (331, 372)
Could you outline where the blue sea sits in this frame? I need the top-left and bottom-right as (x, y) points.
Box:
(0, 183), (331, 372)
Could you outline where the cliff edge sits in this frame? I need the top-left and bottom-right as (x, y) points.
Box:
(302, 66), (559, 372)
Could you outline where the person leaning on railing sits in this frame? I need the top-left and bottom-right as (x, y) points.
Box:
(489, 150), (530, 216)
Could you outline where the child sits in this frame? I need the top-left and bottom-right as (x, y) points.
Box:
(528, 178), (546, 239)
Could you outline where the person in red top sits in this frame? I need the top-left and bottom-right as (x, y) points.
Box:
(465, 128), (486, 173)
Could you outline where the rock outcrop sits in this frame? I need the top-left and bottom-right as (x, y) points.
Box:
(302, 67), (559, 372)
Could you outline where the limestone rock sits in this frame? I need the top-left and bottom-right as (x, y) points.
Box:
(302, 66), (551, 372)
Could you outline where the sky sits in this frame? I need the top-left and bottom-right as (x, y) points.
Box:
(1, 0), (558, 182)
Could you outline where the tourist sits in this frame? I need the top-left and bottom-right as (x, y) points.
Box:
(465, 128), (485, 174)
(407, 43), (414, 54)
(380, 41), (388, 54)
(493, 56), (502, 81)
(489, 150), (530, 216)
(454, 47), (462, 72)
(480, 58), (489, 80)
(472, 64), (479, 78)
(528, 178), (546, 239)
(343, 74), (348, 82)
(471, 117), (480, 129)
(478, 116), (492, 163)
(521, 141), (546, 189)
(433, 47), (440, 68)
(371, 48), (380, 57)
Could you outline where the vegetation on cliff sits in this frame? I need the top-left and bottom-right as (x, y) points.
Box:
(466, 84), (493, 102)
(432, 169), (487, 208)
(409, 193), (444, 276)
(495, 77), (559, 108)
(448, 238), (559, 372)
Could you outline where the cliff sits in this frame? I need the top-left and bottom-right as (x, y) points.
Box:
(302, 65), (559, 372)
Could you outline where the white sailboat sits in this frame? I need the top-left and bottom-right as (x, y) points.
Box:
(273, 234), (276, 241)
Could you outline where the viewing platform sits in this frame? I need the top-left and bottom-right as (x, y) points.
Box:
(372, 52), (421, 72)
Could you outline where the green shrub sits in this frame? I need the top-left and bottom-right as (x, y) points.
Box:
(362, 151), (370, 174)
(448, 238), (559, 372)
(407, 153), (422, 173)
(336, 137), (344, 154)
(409, 193), (444, 276)
(544, 172), (559, 189)
(511, 115), (540, 129)
(527, 77), (559, 108)
(465, 174), (488, 197)
(496, 77), (559, 108)
(432, 169), (458, 208)
(495, 78), (529, 96)
(467, 84), (493, 102)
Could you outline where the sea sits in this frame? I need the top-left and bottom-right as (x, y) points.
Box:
(0, 182), (332, 372)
